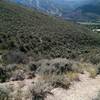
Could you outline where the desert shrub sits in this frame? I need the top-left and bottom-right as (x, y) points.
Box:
(36, 59), (73, 75)
(5, 64), (18, 72)
(48, 75), (70, 89)
(28, 62), (38, 72)
(71, 63), (84, 73)
(86, 67), (98, 78)
(0, 66), (7, 82)
(36, 58), (84, 77)
(65, 72), (80, 81)
(0, 64), (25, 82)
(93, 91), (100, 100)
(42, 74), (70, 89)
(0, 85), (10, 100)
(90, 54), (100, 64)
(31, 81), (53, 100)
(31, 74), (70, 100)
(0, 62), (37, 82)
(14, 89), (23, 100)
(10, 70), (25, 81)
(2, 50), (26, 64)
(96, 64), (100, 74)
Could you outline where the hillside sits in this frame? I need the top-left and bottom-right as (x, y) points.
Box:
(0, 0), (100, 63)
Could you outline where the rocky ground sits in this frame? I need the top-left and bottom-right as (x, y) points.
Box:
(46, 72), (100, 100)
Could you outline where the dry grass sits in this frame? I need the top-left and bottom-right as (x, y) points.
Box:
(31, 80), (53, 100)
(14, 89), (22, 100)
(74, 62), (98, 78)
(65, 72), (80, 81)
(87, 67), (97, 78)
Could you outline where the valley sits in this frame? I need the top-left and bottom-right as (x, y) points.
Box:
(78, 21), (100, 33)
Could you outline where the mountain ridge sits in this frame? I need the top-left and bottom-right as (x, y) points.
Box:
(6, 0), (100, 21)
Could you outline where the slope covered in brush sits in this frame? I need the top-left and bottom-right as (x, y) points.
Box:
(0, 0), (100, 61)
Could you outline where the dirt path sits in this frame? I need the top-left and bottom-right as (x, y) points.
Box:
(46, 72), (100, 100)
(1, 72), (100, 100)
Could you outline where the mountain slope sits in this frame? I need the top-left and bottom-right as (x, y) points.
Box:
(0, 0), (100, 61)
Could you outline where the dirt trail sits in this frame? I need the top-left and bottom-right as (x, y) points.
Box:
(1, 72), (100, 100)
(46, 72), (100, 100)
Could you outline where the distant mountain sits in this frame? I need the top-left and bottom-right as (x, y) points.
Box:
(6, 0), (90, 16)
(66, 3), (100, 21)
(7, 0), (73, 16)
(6, 0), (100, 21)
